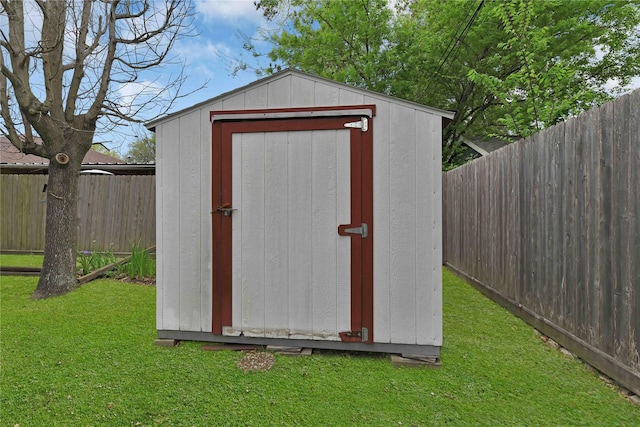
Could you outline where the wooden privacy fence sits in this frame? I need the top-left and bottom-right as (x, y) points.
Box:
(0, 174), (155, 253)
(443, 89), (639, 395)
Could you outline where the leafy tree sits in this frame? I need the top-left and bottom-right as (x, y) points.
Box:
(0, 0), (194, 298)
(257, 0), (395, 94)
(126, 134), (155, 164)
(467, 0), (640, 138)
(252, 0), (640, 168)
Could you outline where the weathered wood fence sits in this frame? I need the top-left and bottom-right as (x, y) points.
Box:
(443, 89), (639, 395)
(0, 175), (155, 253)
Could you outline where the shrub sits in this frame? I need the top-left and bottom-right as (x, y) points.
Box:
(118, 242), (155, 279)
(77, 248), (117, 275)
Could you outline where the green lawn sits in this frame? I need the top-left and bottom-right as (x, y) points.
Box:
(0, 253), (44, 267)
(1, 270), (638, 426)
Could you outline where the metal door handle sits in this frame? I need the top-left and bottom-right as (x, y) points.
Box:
(214, 204), (236, 217)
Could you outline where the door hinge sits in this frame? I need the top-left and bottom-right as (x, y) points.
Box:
(344, 117), (368, 132)
(339, 328), (368, 343)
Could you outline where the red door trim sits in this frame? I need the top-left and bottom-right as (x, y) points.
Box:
(211, 113), (374, 344)
(211, 120), (225, 333)
(349, 127), (363, 336)
(361, 119), (374, 343)
(210, 105), (377, 121)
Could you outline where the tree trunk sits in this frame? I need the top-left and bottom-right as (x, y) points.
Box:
(32, 148), (83, 299)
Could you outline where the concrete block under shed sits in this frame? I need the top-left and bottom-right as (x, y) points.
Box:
(391, 354), (441, 368)
(267, 345), (313, 356)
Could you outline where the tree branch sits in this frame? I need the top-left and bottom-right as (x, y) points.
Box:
(65, 0), (95, 122)
(40, 1), (66, 121)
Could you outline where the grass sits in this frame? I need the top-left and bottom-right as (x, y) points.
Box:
(1, 270), (639, 426)
(0, 253), (44, 268)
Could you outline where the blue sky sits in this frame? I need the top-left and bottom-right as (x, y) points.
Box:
(2, 1), (638, 155)
(103, 0), (276, 153)
(172, 0), (274, 104)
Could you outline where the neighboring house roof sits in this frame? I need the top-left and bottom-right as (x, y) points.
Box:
(462, 137), (512, 156)
(0, 136), (125, 165)
(0, 136), (154, 175)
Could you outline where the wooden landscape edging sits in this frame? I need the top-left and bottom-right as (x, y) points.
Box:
(77, 262), (122, 284)
(0, 266), (41, 276)
(0, 247), (155, 282)
(446, 264), (640, 397)
(1, 264), (116, 281)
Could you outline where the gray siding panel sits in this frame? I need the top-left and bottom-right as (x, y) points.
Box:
(158, 117), (181, 331)
(369, 96), (392, 343)
(178, 111), (203, 332)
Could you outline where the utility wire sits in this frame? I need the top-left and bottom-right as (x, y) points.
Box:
(425, 0), (485, 93)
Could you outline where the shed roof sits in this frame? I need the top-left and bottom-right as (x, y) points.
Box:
(146, 68), (454, 129)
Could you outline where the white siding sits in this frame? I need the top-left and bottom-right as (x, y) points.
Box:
(263, 131), (289, 337)
(335, 130), (352, 334)
(199, 104), (215, 332)
(389, 103), (418, 344)
(157, 117), (181, 330)
(287, 131), (313, 337)
(222, 92), (245, 110)
(179, 111), (203, 331)
(230, 133), (243, 335)
(415, 112), (443, 345)
(238, 133), (266, 335)
(155, 119), (165, 330)
(291, 76), (315, 107)
(313, 80), (339, 106)
(368, 97), (392, 343)
(429, 116), (444, 346)
(309, 129), (349, 339)
(228, 129), (351, 340)
(247, 83), (268, 109)
(339, 88), (365, 105)
(267, 75), (291, 108)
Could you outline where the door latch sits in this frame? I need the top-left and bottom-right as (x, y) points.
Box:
(337, 223), (368, 238)
(214, 204), (236, 217)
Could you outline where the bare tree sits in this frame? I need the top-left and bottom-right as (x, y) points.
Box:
(0, 0), (194, 298)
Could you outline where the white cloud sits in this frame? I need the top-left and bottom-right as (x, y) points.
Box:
(194, 0), (266, 25)
(605, 76), (640, 94)
(174, 38), (235, 67)
(116, 80), (166, 116)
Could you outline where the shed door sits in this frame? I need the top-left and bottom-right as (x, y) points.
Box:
(212, 115), (373, 343)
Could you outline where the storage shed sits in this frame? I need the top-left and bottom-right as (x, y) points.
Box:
(148, 69), (454, 358)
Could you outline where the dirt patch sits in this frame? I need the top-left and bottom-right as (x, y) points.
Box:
(110, 274), (156, 286)
(237, 351), (275, 372)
